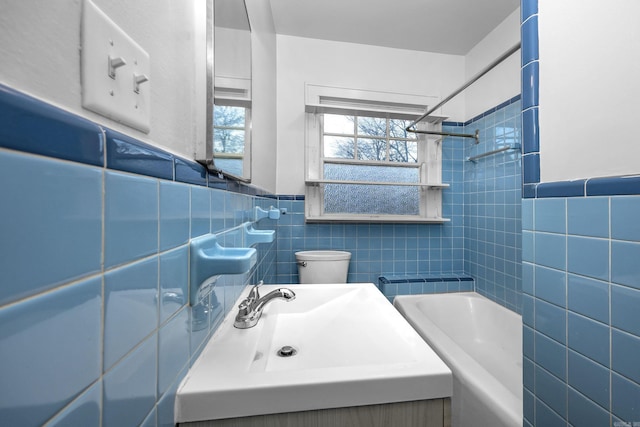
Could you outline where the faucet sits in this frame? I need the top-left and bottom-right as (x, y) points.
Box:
(234, 281), (296, 329)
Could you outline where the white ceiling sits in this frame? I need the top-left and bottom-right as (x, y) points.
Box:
(269, 0), (519, 55)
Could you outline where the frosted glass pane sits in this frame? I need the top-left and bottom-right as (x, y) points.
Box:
(325, 163), (418, 183)
(324, 136), (354, 158)
(324, 114), (354, 134)
(323, 164), (419, 215)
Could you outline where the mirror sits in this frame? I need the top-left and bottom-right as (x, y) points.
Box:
(205, 0), (252, 181)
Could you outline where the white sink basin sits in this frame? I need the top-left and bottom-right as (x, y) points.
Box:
(175, 283), (452, 423)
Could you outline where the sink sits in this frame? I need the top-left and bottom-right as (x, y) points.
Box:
(175, 283), (452, 423)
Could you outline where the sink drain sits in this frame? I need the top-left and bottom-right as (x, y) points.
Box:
(277, 345), (297, 357)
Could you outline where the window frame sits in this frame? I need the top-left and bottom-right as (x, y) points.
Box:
(211, 75), (252, 181)
(212, 103), (252, 179)
(304, 85), (449, 223)
(322, 114), (420, 163)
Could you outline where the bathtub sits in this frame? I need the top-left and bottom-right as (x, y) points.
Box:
(394, 292), (522, 427)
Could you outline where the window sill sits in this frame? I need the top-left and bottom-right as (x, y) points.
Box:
(304, 214), (450, 224)
(305, 179), (449, 189)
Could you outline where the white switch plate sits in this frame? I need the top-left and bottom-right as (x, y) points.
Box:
(81, 0), (150, 133)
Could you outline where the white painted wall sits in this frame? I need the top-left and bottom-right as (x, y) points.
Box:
(538, 0), (640, 182)
(464, 8), (521, 121)
(0, 0), (278, 191)
(275, 35), (466, 194)
(246, 0), (278, 192)
(0, 0), (205, 160)
(215, 27), (251, 81)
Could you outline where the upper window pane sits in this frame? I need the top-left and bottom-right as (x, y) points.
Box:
(214, 105), (246, 154)
(324, 114), (354, 134)
(389, 140), (418, 163)
(389, 119), (416, 139)
(214, 129), (245, 154)
(357, 117), (386, 137)
(324, 136), (354, 158)
(322, 113), (419, 164)
(357, 138), (387, 161)
(214, 105), (245, 128)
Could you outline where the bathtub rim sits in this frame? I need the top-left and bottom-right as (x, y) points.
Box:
(394, 292), (523, 427)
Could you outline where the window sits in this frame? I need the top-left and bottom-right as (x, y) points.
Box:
(304, 85), (448, 223)
(213, 104), (250, 178)
(323, 114), (418, 163)
(210, 73), (252, 181)
(322, 114), (421, 215)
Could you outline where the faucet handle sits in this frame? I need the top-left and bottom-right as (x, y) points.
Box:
(237, 299), (251, 316)
(247, 281), (263, 303)
(238, 281), (262, 313)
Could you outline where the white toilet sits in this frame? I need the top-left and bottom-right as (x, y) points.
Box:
(294, 250), (351, 284)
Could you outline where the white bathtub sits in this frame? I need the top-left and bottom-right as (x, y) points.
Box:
(394, 292), (522, 427)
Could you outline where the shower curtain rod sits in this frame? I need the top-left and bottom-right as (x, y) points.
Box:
(467, 144), (521, 163)
(406, 42), (521, 143)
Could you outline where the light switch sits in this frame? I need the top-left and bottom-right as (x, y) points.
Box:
(81, 0), (150, 133)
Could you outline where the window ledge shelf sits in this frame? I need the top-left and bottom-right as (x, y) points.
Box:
(305, 179), (449, 189)
(304, 214), (450, 224)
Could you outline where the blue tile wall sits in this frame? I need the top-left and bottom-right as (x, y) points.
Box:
(272, 212), (464, 285)
(378, 274), (475, 302)
(524, 194), (640, 426)
(46, 381), (102, 427)
(0, 277), (102, 426)
(0, 85), (276, 426)
(523, 0), (640, 420)
(105, 129), (174, 180)
(463, 98), (523, 313)
(103, 256), (159, 370)
(568, 387), (610, 427)
(104, 171), (159, 269)
(521, 0), (540, 191)
(0, 151), (103, 305)
(102, 333), (157, 427)
(0, 85), (104, 166)
(159, 181), (190, 251)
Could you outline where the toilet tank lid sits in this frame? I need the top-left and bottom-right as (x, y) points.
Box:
(295, 250), (351, 261)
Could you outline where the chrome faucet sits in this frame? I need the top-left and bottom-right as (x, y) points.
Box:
(234, 281), (296, 329)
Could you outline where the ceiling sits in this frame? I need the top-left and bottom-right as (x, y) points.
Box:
(269, 0), (519, 55)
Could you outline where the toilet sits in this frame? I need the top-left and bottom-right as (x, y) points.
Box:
(294, 250), (351, 284)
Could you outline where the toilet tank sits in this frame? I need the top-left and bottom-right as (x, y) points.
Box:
(295, 251), (351, 284)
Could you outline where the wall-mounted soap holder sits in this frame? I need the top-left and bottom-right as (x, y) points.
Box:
(254, 206), (280, 222)
(189, 234), (257, 306)
(243, 223), (275, 246)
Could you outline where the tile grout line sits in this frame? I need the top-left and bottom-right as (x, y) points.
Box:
(608, 196), (613, 421)
(155, 179), (161, 409)
(100, 126), (107, 426)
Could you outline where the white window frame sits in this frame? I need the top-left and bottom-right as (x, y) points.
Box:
(213, 76), (252, 181)
(212, 103), (251, 179)
(304, 84), (449, 223)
